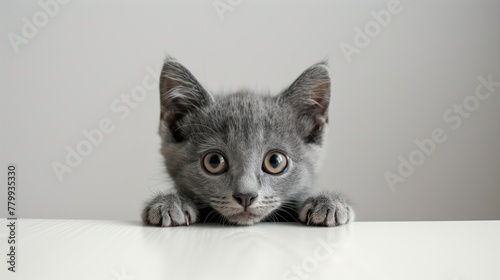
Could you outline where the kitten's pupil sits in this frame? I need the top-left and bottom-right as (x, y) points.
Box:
(269, 154), (282, 168)
(209, 155), (221, 168)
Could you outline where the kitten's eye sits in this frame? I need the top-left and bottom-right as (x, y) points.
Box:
(203, 152), (227, 174)
(262, 151), (288, 174)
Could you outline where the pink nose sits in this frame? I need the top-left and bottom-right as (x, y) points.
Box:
(232, 192), (258, 211)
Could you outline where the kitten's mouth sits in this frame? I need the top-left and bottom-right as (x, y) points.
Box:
(209, 197), (280, 226)
(225, 211), (264, 226)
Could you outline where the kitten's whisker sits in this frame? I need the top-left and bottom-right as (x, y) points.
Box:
(209, 199), (228, 203)
(269, 212), (279, 223)
(203, 208), (218, 223)
(211, 196), (227, 200)
(260, 200), (279, 205)
(279, 204), (298, 211)
(277, 208), (301, 223)
(272, 210), (290, 222)
(280, 202), (300, 210)
(269, 215), (279, 222)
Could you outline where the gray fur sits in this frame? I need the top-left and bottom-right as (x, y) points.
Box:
(142, 57), (355, 226)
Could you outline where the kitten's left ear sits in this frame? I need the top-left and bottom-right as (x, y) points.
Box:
(279, 62), (331, 143)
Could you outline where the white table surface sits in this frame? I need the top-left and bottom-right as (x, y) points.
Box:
(1, 219), (499, 280)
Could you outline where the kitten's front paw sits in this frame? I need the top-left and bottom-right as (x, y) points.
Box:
(299, 192), (355, 227)
(142, 193), (198, 227)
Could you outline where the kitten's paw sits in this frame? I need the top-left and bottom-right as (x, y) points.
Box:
(299, 192), (355, 227)
(142, 193), (198, 227)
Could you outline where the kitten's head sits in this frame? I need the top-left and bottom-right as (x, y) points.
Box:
(158, 57), (330, 225)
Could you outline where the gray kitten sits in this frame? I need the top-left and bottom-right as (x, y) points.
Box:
(142, 57), (355, 227)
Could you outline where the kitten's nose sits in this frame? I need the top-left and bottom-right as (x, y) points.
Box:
(232, 192), (258, 211)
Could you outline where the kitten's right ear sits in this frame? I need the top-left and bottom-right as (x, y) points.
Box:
(159, 57), (213, 142)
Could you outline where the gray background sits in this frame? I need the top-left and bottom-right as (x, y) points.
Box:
(1, 0), (499, 221)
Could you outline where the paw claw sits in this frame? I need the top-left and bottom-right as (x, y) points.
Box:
(185, 211), (190, 226)
(306, 209), (312, 226)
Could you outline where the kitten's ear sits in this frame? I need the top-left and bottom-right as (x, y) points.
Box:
(279, 62), (331, 143)
(159, 57), (213, 142)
